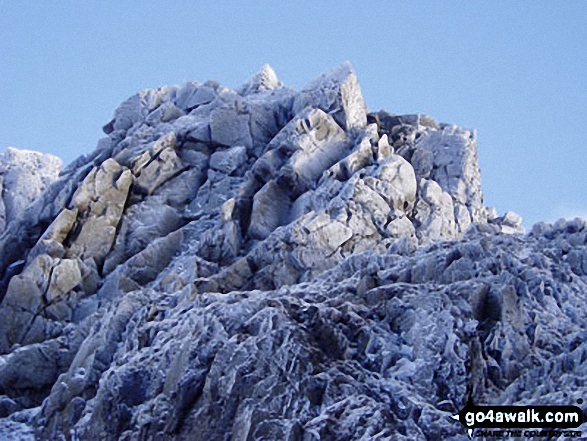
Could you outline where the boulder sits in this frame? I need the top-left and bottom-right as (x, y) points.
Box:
(0, 64), (577, 441)
(209, 146), (247, 175)
(210, 104), (253, 148)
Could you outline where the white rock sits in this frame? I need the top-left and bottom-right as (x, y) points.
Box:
(110, 91), (150, 132)
(209, 146), (248, 174)
(293, 61), (367, 131)
(369, 154), (417, 214)
(0, 147), (62, 232)
(248, 180), (291, 240)
(237, 64), (282, 96)
(0, 64), (563, 441)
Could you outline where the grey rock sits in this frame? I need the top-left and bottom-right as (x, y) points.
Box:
(146, 101), (185, 125)
(0, 418), (35, 440)
(0, 64), (585, 441)
(237, 64), (282, 96)
(188, 172), (244, 217)
(0, 176), (4, 233)
(0, 396), (21, 418)
(246, 88), (295, 151)
(210, 104), (253, 148)
(102, 200), (181, 275)
(119, 229), (183, 287)
(187, 85), (217, 109)
(154, 167), (207, 208)
(174, 82), (199, 111)
(413, 178), (457, 242)
(185, 121), (212, 143)
(209, 146), (247, 174)
(109, 91), (150, 133)
(491, 210), (525, 234)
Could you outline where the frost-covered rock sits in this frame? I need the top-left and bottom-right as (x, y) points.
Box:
(0, 63), (584, 441)
(293, 61), (367, 131)
(236, 64), (282, 96)
(0, 148), (62, 233)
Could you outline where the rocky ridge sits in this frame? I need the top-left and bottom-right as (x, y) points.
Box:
(0, 63), (584, 440)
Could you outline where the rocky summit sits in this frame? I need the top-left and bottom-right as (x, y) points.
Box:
(0, 63), (585, 440)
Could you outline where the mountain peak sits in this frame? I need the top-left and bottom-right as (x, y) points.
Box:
(0, 65), (577, 441)
(237, 63), (282, 95)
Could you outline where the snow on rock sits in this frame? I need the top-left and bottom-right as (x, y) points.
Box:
(0, 148), (62, 233)
(293, 61), (368, 131)
(0, 63), (582, 441)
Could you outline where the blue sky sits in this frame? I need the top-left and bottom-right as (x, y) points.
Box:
(1, 1), (586, 227)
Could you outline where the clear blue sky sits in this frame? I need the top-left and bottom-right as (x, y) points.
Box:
(1, 1), (586, 228)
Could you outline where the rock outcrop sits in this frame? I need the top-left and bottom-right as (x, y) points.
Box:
(0, 63), (585, 440)
(0, 148), (62, 234)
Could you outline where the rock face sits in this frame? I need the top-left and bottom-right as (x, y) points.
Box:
(0, 63), (586, 440)
(0, 148), (62, 234)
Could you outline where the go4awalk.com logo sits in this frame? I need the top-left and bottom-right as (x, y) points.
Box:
(451, 401), (583, 439)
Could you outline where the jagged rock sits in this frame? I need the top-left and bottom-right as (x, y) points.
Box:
(67, 158), (132, 265)
(237, 64), (282, 96)
(248, 180), (290, 240)
(189, 170), (243, 217)
(103, 200), (182, 275)
(119, 229), (183, 287)
(103, 91), (150, 134)
(410, 125), (484, 232)
(133, 133), (187, 195)
(0, 148), (62, 233)
(371, 154), (417, 214)
(246, 89), (295, 152)
(210, 101), (253, 148)
(209, 146), (247, 175)
(413, 178), (457, 242)
(293, 61), (367, 131)
(45, 259), (83, 304)
(324, 128), (374, 181)
(0, 64), (585, 441)
(0, 176), (4, 234)
(27, 208), (78, 261)
(490, 210), (525, 234)
(263, 108), (348, 190)
(175, 82), (219, 115)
